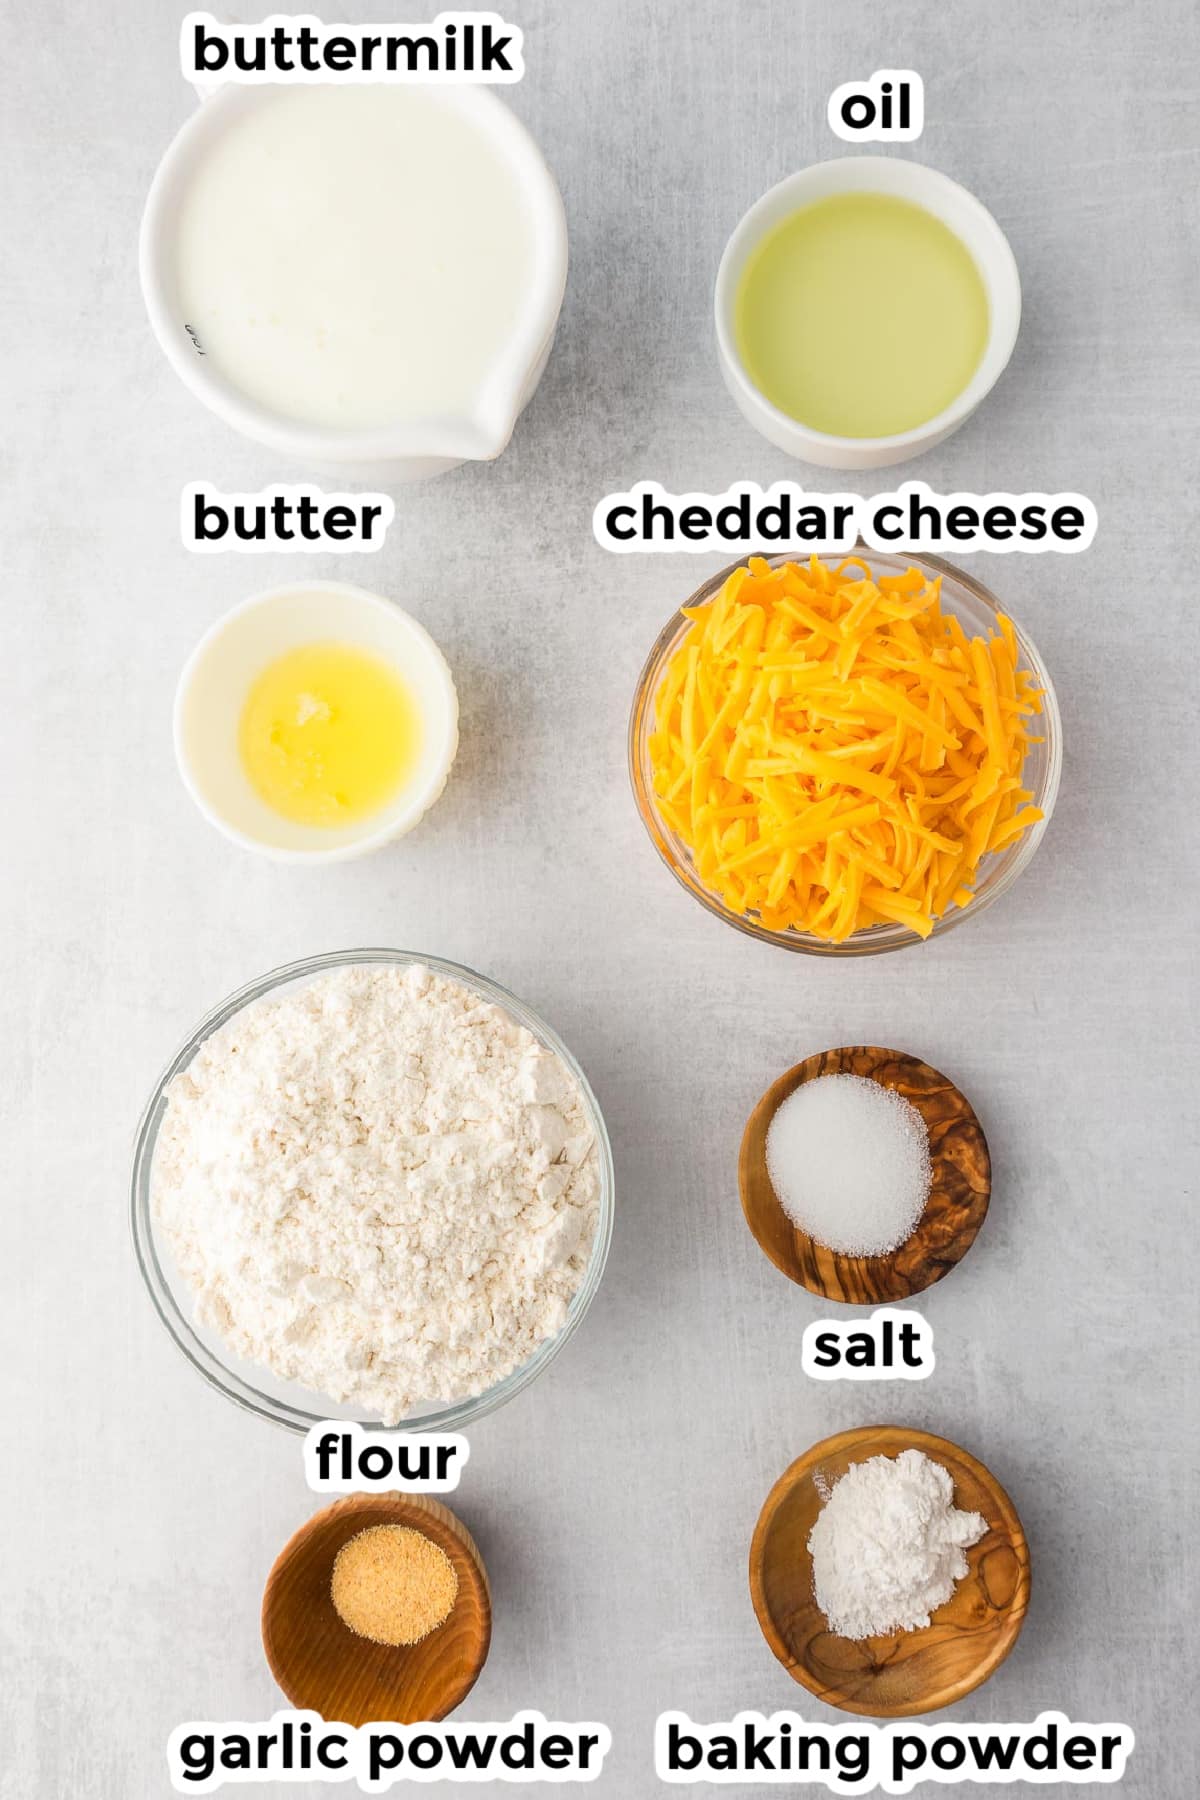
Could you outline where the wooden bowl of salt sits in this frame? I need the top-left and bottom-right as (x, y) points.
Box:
(750, 1425), (1030, 1717)
(262, 1492), (491, 1726)
(739, 1046), (990, 1302)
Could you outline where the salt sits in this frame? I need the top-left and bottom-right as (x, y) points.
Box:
(765, 1073), (931, 1255)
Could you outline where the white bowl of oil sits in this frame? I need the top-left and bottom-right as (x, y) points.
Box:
(174, 582), (459, 862)
(715, 156), (1021, 471)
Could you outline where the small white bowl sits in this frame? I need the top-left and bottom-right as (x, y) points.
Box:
(714, 156), (1021, 471)
(174, 581), (459, 862)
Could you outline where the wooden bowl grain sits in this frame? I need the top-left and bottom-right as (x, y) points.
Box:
(262, 1492), (491, 1726)
(739, 1046), (990, 1302)
(749, 1425), (1030, 1717)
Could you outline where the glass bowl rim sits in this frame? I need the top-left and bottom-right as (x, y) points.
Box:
(628, 548), (1063, 957)
(130, 947), (615, 1434)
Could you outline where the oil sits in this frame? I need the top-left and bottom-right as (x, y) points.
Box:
(239, 641), (422, 827)
(734, 192), (989, 439)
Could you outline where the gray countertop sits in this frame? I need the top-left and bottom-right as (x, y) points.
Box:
(3, 0), (1198, 1794)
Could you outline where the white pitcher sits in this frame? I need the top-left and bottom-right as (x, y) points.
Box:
(140, 82), (568, 484)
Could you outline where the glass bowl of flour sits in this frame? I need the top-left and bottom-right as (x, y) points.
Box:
(131, 949), (614, 1433)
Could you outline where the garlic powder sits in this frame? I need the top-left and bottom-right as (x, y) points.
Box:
(153, 963), (600, 1423)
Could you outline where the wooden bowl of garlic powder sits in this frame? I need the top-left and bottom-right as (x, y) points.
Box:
(262, 1492), (491, 1725)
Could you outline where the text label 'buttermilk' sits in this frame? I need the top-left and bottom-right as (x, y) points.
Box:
(183, 11), (524, 84)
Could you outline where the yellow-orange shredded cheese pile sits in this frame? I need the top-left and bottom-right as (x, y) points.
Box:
(649, 555), (1044, 942)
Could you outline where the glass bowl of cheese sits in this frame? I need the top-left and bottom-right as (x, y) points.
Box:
(629, 550), (1061, 956)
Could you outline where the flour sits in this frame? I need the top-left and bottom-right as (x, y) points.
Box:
(153, 962), (600, 1423)
(808, 1449), (986, 1640)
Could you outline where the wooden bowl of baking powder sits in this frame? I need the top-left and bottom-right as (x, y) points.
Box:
(749, 1425), (1030, 1717)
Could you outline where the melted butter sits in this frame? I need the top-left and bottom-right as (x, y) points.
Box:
(239, 641), (422, 827)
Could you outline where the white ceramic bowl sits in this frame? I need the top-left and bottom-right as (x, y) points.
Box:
(174, 581), (459, 862)
(140, 84), (568, 483)
(715, 156), (1021, 471)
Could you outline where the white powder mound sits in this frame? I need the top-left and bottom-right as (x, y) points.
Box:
(153, 963), (600, 1424)
(809, 1449), (987, 1641)
(766, 1073), (931, 1255)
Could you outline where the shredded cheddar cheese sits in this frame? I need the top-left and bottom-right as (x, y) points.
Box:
(648, 555), (1044, 942)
